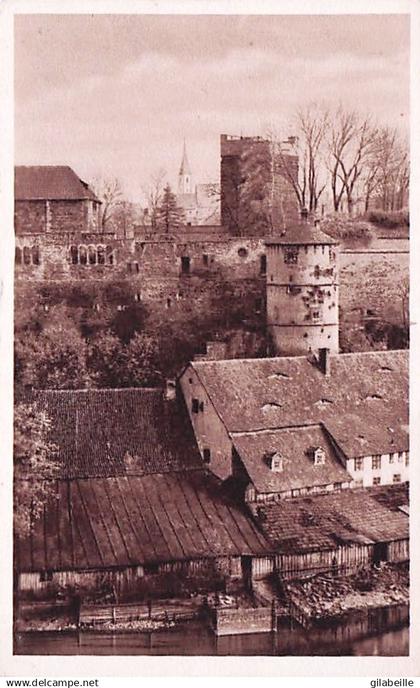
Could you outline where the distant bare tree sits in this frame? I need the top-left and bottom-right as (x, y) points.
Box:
(267, 105), (329, 213)
(141, 168), (167, 230)
(92, 177), (124, 231)
(327, 108), (378, 215)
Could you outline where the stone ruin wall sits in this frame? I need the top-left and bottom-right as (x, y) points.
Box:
(15, 232), (409, 354)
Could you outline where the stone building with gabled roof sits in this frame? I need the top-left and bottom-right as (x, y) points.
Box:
(179, 348), (409, 496)
(15, 165), (101, 236)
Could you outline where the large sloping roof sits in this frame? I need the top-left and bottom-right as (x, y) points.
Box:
(256, 489), (409, 554)
(29, 388), (203, 478)
(16, 472), (272, 572)
(232, 425), (351, 493)
(191, 350), (408, 459)
(15, 166), (99, 201)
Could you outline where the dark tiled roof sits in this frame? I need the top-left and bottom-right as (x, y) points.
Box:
(29, 388), (203, 478)
(15, 166), (99, 201)
(266, 221), (337, 245)
(191, 350), (408, 459)
(256, 490), (409, 554)
(16, 472), (272, 572)
(232, 425), (351, 493)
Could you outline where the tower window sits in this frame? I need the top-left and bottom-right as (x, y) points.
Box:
(284, 247), (298, 264)
(260, 255), (267, 275)
(15, 246), (22, 265)
(23, 246), (31, 265)
(203, 254), (209, 266)
(203, 448), (211, 464)
(192, 398), (199, 414)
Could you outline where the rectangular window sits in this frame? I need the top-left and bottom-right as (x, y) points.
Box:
(191, 398), (199, 414)
(199, 401), (204, 412)
(373, 476), (381, 486)
(260, 255), (267, 276)
(202, 254), (209, 266)
(203, 448), (211, 464)
(405, 453), (409, 466)
(181, 256), (190, 274)
(372, 455), (381, 470)
(389, 454), (395, 464)
(354, 458), (363, 472)
(393, 474), (401, 483)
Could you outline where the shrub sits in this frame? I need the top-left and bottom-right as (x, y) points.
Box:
(367, 209), (409, 228)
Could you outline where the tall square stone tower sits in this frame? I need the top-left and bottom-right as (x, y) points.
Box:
(220, 134), (300, 237)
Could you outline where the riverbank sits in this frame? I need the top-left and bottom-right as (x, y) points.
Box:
(284, 563), (409, 626)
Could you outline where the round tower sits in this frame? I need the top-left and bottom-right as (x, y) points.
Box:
(265, 212), (339, 356)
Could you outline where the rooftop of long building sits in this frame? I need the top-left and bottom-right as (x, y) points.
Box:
(189, 349), (408, 459)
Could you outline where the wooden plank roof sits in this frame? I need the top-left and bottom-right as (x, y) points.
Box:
(16, 472), (272, 573)
(26, 388), (203, 479)
(255, 489), (409, 554)
(190, 350), (408, 459)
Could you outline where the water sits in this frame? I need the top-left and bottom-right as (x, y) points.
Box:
(15, 611), (409, 656)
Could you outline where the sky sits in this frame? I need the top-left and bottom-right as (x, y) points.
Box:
(14, 13), (409, 202)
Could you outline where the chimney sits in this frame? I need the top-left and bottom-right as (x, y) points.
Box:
(164, 379), (177, 401)
(318, 348), (331, 377)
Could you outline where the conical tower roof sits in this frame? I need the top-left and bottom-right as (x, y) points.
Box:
(179, 140), (192, 176)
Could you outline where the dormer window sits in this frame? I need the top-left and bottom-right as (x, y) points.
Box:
(313, 447), (326, 466)
(269, 452), (283, 472)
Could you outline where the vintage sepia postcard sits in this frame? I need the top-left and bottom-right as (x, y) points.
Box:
(0, 0), (419, 680)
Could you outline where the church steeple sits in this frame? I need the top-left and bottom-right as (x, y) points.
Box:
(178, 140), (193, 194)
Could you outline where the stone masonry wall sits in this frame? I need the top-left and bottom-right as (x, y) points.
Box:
(15, 232), (409, 355)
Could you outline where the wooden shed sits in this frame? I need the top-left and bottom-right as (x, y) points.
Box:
(16, 471), (273, 600)
(252, 487), (409, 580)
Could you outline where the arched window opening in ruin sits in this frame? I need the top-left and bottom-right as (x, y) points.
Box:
(23, 246), (31, 265)
(31, 245), (40, 265)
(97, 245), (105, 265)
(70, 245), (78, 265)
(79, 245), (87, 265)
(106, 246), (114, 265)
(15, 246), (22, 265)
(88, 245), (97, 265)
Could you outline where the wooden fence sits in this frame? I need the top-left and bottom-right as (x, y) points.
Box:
(208, 602), (277, 636)
(79, 598), (202, 626)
